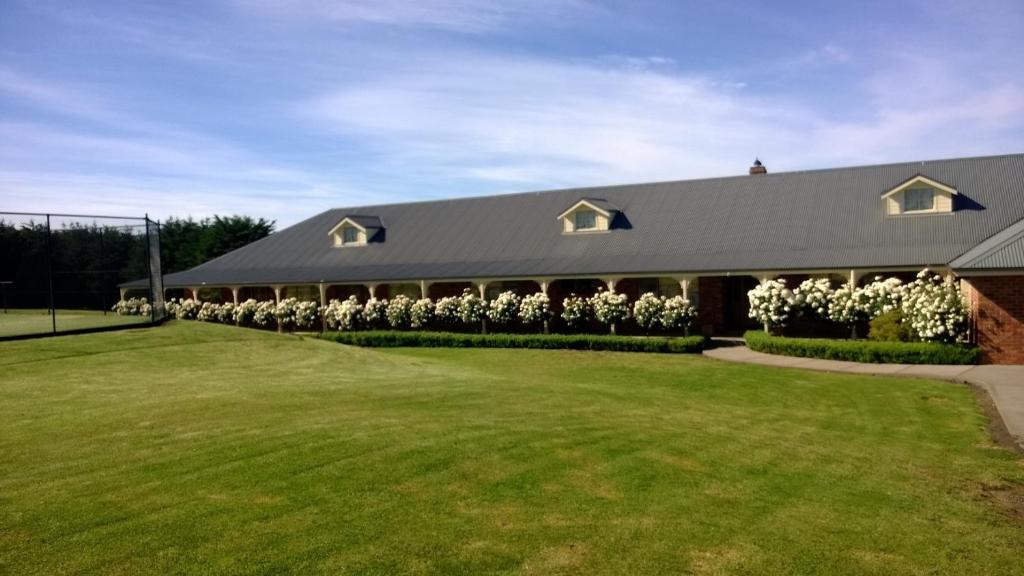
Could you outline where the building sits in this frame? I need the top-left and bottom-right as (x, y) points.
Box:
(137, 153), (1024, 363)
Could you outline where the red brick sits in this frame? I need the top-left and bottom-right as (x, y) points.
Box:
(964, 276), (1024, 364)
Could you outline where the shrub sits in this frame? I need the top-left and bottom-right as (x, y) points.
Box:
(253, 300), (276, 327)
(744, 330), (978, 365)
(234, 299), (259, 326)
(632, 292), (664, 331)
(901, 269), (968, 343)
(386, 294), (414, 329)
(747, 279), (794, 328)
(323, 331), (707, 354)
(661, 296), (697, 332)
(197, 301), (220, 322)
(487, 291), (520, 325)
(519, 292), (551, 326)
(458, 289), (485, 325)
(590, 289), (629, 334)
(434, 296), (461, 325)
(112, 297), (151, 317)
(274, 298), (300, 329)
(410, 298), (435, 329)
(561, 294), (591, 330)
(792, 278), (833, 318)
(293, 300), (321, 329)
(859, 276), (905, 317)
(322, 296), (362, 331)
(868, 310), (912, 342)
(362, 298), (388, 329)
(169, 298), (200, 320)
(215, 302), (236, 324)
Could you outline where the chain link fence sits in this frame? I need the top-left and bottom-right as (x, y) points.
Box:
(0, 212), (165, 339)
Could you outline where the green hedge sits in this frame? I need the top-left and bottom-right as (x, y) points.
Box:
(744, 330), (979, 365)
(322, 331), (707, 353)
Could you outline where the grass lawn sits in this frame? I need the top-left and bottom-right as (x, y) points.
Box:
(0, 308), (150, 337)
(1, 321), (1022, 575)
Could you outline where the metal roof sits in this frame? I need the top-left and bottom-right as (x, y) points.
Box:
(149, 153), (1024, 287)
(950, 216), (1024, 271)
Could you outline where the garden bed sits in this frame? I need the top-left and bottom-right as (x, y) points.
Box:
(743, 330), (979, 365)
(323, 330), (707, 353)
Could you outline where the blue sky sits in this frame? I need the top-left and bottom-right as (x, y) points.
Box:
(1, 0), (1022, 226)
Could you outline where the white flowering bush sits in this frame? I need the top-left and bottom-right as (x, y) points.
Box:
(112, 297), (151, 316)
(901, 270), (968, 343)
(253, 300), (277, 327)
(632, 292), (664, 331)
(169, 298), (201, 320)
(411, 298), (435, 328)
(519, 292), (551, 326)
(234, 299), (259, 326)
(792, 278), (833, 318)
(747, 279), (794, 328)
(294, 300), (321, 329)
(216, 302), (236, 324)
(827, 283), (867, 325)
(590, 289), (629, 334)
(458, 289), (485, 325)
(197, 301), (220, 322)
(487, 291), (521, 325)
(273, 297), (300, 329)
(363, 298), (388, 329)
(561, 294), (591, 330)
(434, 296), (461, 325)
(661, 296), (697, 331)
(323, 296), (362, 330)
(859, 276), (906, 318)
(386, 294), (414, 329)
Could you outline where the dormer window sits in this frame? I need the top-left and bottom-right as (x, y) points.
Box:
(903, 187), (934, 212)
(328, 215), (383, 247)
(574, 209), (597, 230)
(881, 175), (957, 216)
(557, 198), (620, 234)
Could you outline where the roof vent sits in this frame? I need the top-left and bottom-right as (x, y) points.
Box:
(749, 158), (767, 175)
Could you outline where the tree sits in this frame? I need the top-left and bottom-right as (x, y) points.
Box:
(160, 215), (275, 273)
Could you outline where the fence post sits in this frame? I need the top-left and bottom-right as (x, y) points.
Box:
(45, 214), (56, 334)
(145, 215), (155, 323)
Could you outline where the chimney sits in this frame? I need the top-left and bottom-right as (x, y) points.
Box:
(749, 158), (767, 175)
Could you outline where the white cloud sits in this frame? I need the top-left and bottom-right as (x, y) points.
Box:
(297, 50), (1024, 189)
(233, 0), (593, 33)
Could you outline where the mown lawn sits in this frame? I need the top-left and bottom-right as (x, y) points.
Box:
(0, 308), (149, 337)
(1, 321), (1022, 575)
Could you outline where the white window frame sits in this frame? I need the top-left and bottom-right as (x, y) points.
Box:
(342, 226), (360, 245)
(903, 187), (936, 212)
(574, 209), (597, 230)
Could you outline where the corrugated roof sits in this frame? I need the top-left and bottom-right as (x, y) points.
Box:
(150, 153), (1024, 287)
(950, 216), (1024, 270)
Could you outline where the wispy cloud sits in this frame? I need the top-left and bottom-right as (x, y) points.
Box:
(232, 0), (594, 33)
(298, 50), (1023, 191)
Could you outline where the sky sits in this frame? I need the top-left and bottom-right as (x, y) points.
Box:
(1, 0), (1022, 227)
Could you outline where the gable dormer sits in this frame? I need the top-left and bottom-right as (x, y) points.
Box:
(882, 174), (957, 215)
(557, 198), (620, 233)
(328, 215), (383, 247)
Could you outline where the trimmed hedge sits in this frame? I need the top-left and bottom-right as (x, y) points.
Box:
(322, 331), (707, 353)
(744, 330), (979, 365)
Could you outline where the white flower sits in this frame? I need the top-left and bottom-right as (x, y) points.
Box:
(386, 294), (414, 329)
(519, 292), (551, 325)
(561, 294), (591, 330)
(458, 289), (485, 324)
(632, 292), (664, 331)
(487, 291), (521, 324)
(661, 296), (697, 331)
(434, 296), (461, 325)
(322, 296), (363, 330)
(410, 298), (435, 328)
(748, 279), (794, 327)
(590, 289), (629, 327)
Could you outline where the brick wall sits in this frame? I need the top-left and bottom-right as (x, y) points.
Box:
(964, 276), (1024, 364)
(698, 277), (725, 335)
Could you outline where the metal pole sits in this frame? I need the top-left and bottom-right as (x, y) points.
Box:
(145, 216), (155, 323)
(45, 214), (56, 334)
(99, 227), (106, 315)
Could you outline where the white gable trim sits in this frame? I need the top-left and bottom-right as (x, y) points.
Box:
(556, 199), (611, 221)
(881, 174), (958, 199)
(327, 217), (367, 238)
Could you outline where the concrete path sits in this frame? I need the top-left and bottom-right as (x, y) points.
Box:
(704, 345), (1024, 451)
